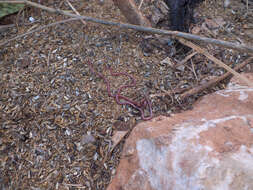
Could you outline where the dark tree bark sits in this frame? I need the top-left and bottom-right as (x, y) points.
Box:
(164, 0), (203, 32)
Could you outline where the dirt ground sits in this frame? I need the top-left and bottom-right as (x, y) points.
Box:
(0, 0), (252, 189)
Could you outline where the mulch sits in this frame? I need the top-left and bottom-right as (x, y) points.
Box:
(0, 0), (252, 189)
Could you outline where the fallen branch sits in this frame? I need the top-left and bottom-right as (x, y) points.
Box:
(1, 0), (253, 54)
(180, 57), (253, 99)
(179, 38), (252, 87)
(0, 18), (80, 46)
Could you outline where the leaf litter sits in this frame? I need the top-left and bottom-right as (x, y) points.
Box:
(0, 0), (252, 189)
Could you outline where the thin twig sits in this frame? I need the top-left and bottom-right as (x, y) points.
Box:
(26, 24), (38, 32)
(63, 183), (86, 189)
(138, 0), (144, 10)
(0, 18), (80, 46)
(175, 51), (197, 68)
(1, 0), (253, 53)
(0, 21), (40, 31)
(150, 88), (189, 98)
(0, 24), (15, 30)
(191, 59), (198, 81)
(179, 38), (252, 86)
(180, 57), (253, 99)
(65, 0), (86, 25)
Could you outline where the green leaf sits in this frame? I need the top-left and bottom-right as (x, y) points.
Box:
(0, 3), (25, 19)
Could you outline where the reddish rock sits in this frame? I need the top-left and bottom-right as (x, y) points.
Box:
(107, 74), (253, 190)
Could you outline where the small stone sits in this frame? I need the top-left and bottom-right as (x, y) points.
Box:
(81, 134), (95, 145)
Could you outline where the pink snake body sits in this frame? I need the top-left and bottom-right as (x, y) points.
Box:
(87, 61), (153, 120)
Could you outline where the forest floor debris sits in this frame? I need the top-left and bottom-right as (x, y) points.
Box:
(0, 0), (252, 189)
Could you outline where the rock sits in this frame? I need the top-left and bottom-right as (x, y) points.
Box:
(81, 134), (95, 145)
(107, 73), (253, 190)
